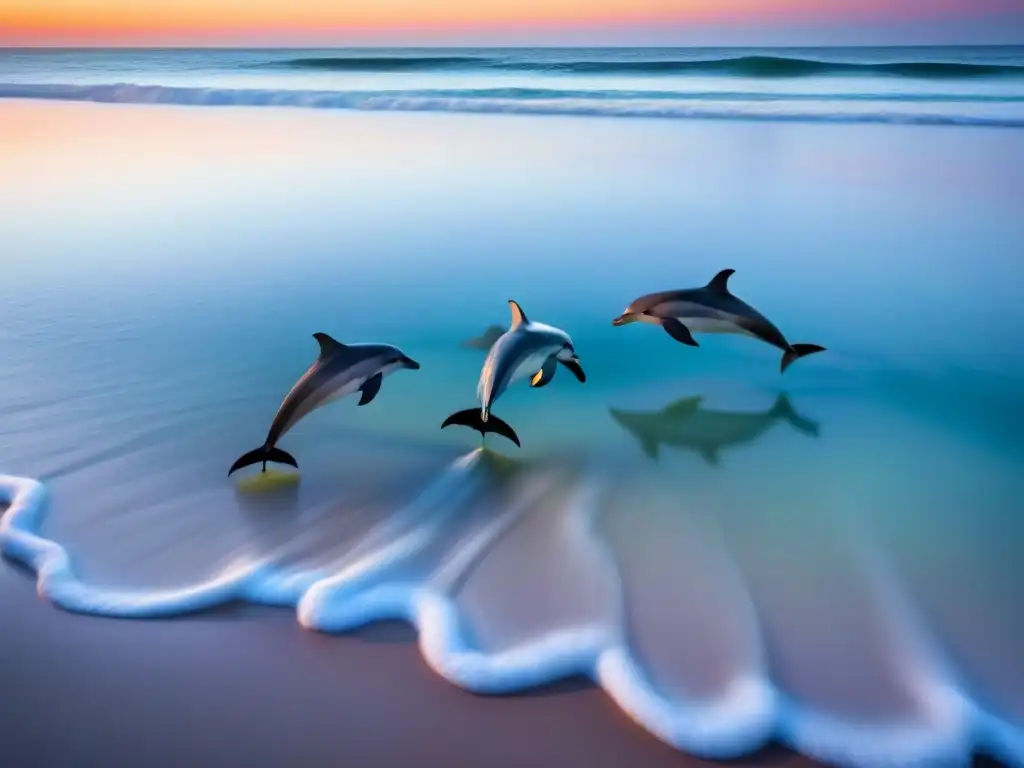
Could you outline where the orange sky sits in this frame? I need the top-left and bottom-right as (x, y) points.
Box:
(1, 0), (1019, 45)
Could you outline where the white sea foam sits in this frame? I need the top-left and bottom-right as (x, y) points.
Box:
(1, 456), (1021, 767)
(1, 82), (1023, 127)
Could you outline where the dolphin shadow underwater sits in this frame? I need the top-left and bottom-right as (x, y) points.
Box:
(460, 324), (505, 351)
(612, 268), (826, 374)
(609, 392), (821, 466)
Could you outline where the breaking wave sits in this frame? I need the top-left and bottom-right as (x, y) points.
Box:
(268, 54), (1024, 79)
(2, 426), (1023, 767)
(2, 82), (1022, 127)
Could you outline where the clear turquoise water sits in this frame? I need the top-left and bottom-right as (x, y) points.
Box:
(0, 96), (1022, 767)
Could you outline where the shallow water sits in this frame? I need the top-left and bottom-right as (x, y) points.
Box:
(1, 100), (1023, 768)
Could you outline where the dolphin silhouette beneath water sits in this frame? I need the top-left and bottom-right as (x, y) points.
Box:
(228, 333), (421, 476)
(612, 268), (826, 373)
(609, 392), (819, 465)
(442, 300), (586, 448)
(460, 324), (505, 351)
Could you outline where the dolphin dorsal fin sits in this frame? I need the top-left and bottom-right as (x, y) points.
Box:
(312, 332), (346, 357)
(508, 300), (529, 329)
(707, 268), (736, 294)
(663, 395), (703, 417)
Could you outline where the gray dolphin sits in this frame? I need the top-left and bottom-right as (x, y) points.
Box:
(609, 392), (819, 465)
(441, 300), (585, 447)
(229, 332), (420, 476)
(612, 268), (826, 373)
(461, 324), (505, 351)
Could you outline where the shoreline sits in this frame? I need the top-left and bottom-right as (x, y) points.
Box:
(0, 563), (1012, 768)
(1, 564), (819, 768)
(1, 91), (1022, 130)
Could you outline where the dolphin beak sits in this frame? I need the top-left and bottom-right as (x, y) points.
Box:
(403, 357), (421, 370)
(612, 314), (632, 327)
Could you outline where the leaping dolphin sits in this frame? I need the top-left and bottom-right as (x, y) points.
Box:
(441, 300), (586, 447)
(609, 392), (820, 465)
(228, 333), (421, 476)
(612, 268), (826, 373)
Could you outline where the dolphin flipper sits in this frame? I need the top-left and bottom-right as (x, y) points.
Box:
(557, 357), (586, 383)
(229, 445), (299, 476)
(531, 358), (557, 388)
(640, 437), (660, 462)
(662, 318), (700, 347)
(699, 447), (720, 466)
(358, 373), (383, 406)
(442, 408), (521, 447)
(780, 343), (827, 374)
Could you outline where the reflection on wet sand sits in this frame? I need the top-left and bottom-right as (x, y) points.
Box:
(609, 392), (820, 465)
(230, 447), (585, 594)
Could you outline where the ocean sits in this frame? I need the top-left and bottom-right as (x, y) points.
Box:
(1, 45), (1024, 125)
(0, 46), (1022, 768)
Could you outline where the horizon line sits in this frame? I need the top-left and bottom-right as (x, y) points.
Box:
(2, 42), (1022, 50)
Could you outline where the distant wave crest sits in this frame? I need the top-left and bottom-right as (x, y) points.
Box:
(276, 55), (489, 72)
(2, 82), (1023, 128)
(270, 54), (1024, 79)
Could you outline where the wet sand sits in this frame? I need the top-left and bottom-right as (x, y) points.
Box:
(0, 563), (819, 768)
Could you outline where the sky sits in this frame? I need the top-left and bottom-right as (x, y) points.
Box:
(2, 0), (1023, 47)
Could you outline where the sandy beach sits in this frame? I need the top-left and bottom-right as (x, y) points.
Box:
(0, 564), (819, 768)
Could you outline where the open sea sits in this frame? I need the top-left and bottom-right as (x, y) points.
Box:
(2, 45), (1024, 125)
(1, 46), (1022, 768)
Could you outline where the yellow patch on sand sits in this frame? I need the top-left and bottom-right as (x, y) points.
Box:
(234, 469), (300, 494)
(477, 447), (525, 479)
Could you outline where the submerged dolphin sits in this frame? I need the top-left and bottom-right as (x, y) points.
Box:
(612, 268), (826, 373)
(461, 324), (505, 351)
(228, 333), (420, 476)
(442, 300), (585, 447)
(609, 392), (819, 465)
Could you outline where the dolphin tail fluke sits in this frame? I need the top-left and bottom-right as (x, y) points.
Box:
(228, 445), (299, 476)
(771, 394), (821, 437)
(780, 343), (827, 374)
(441, 408), (521, 447)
